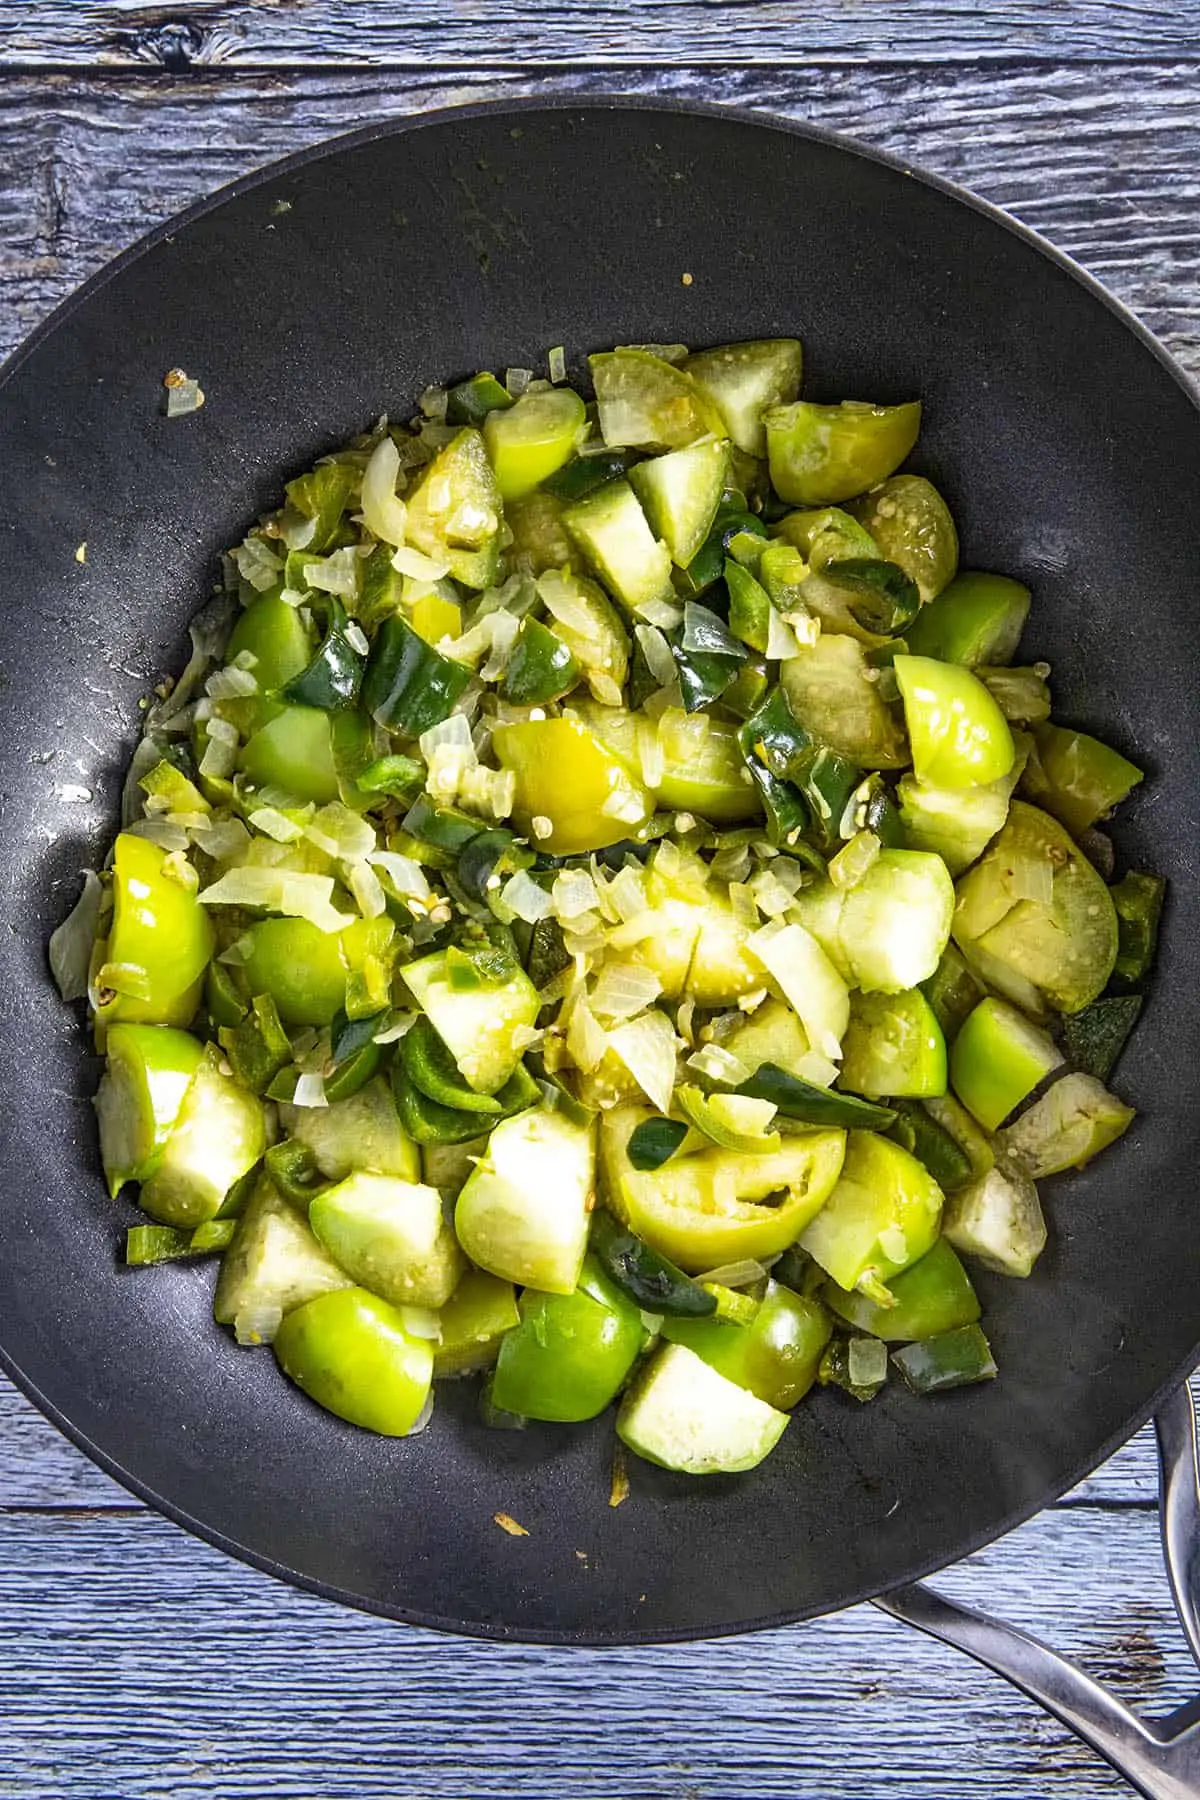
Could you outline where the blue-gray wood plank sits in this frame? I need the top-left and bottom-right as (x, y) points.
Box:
(2, 13), (1199, 1797)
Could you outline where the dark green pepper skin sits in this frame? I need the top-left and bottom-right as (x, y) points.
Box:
(446, 371), (514, 426)
(740, 689), (861, 849)
(824, 1238), (980, 1342)
(543, 449), (638, 503)
(490, 1256), (643, 1423)
(323, 1039), (384, 1103)
(663, 1281), (833, 1409)
(1062, 994), (1143, 1082)
(362, 615), (471, 737)
(625, 1116), (690, 1171)
(682, 503), (767, 595)
(285, 463), (357, 552)
(392, 1058), (539, 1144)
(1110, 871), (1166, 989)
(503, 618), (580, 704)
(219, 993), (292, 1094)
(892, 1322), (997, 1393)
(284, 599), (364, 711)
(590, 1209), (716, 1317)
(402, 1016), (504, 1115)
(820, 557), (920, 635)
(264, 1139), (330, 1211)
(920, 946), (985, 1042)
(355, 755), (425, 802)
(886, 1100), (973, 1191)
(737, 1062), (896, 1131)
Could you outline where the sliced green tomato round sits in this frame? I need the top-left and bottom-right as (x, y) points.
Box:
(483, 386), (587, 500)
(654, 711), (762, 823)
(239, 916), (348, 1027)
(273, 1287), (434, 1436)
(952, 802), (1119, 1013)
(590, 348), (726, 450)
(798, 1130), (943, 1294)
(764, 400), (921, 506)
(663, 1279), (833, 1409)
(895, 654), (1016, 790)
(239, 703), (339, 804)
(602, 1107), (847, 1273)
(628, 438), (730, 566)
(94, 1024), (205, 1197)
(96, 832), (214, 1030)
(491, 1255), (643, 1422)
(840, 989), (947, 1099)
(904, 570), (1031, 666)
(492, 715), (650, 856)
(226, 592), (316, 694)
(950, 996), (1064, 1132)
(848, 474), (959, 603)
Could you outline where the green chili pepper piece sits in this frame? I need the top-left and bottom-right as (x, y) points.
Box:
(354, 755), (425, 802)
(1110, 871), (1166, 988)
(502, 617), (580, 704)
(283, 598), (365, 711)
(741, 758), (810, 852)
(725, 557), (772, 653)
(1062, 994), (1143, 1082)
(821, 557), (921, 636)
(264, 1139), (331, 1210)
(329, 1008), (384, 1066)
(737, 1062), (896, 1131)
(920, 944), (985, 1042)
(892, 1322), (997, 1393)
(719, 656), (770, 720)
(402, 1016), (505, 1115)
(218, 992), (293, 1095)
(285, 463), (357, 553)
(392, 1059), (537, 1145)
(818, 1335), (886, 1403)
(401, 794), (485, 854)
(525, 914), (571, 991)
(215, 1160), (261, 1219)
(590, 1209), (716, 1316)
(543, 449), (638, 503)
(885, 1099), (973, 1192)
(205, 960), (247, 1030)
(626, 1116), (691, 1171)
(362, 614), (471, 738)
(445, 371), (515, 426)
(682, 503), (767, 595)
(323, 1040), (384, 1104)
(125, 1218), (238, 1266)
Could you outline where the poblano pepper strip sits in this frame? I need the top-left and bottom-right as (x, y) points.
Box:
(626, 1115), (691, 1171)
(737, 1062), (897, 1131)
(283, 598), (364, 711)
(445, 371), (514, 426)
(590, 1210), (717, 1317)
(362, 614), (471, 737)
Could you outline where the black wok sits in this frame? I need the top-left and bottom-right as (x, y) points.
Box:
(0, 100), (1196, 1645)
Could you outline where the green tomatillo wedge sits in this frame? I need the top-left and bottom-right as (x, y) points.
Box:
(483, 386), (587, 499)
(798, 1130), (943, 1299)
(839, 988), (947, 1099)
(617, 1341), (789, 1474)
(138, 1049), (266, 1228)
(95, 832), (215, 1030)
(94, 1023), (205, 1197)
(273, 1287), (434, 1436)
(950, 996), (1063, 1132)
(491, 1255), (643, 1422)
(764, 400), (921, 506)
(433, 1270), (520, 1379)
(308, 1171), (465, 1309)
(824, 1237), (980, 1342)
(894, 655), (1016, 790)
(662, 1280), (834, 1409)
(455, 1106), (595, 1294)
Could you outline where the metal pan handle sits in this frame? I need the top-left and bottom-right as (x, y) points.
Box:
(874, 1381), (1200, 1800)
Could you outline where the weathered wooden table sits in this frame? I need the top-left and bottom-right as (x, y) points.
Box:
(2, 7), (1198, 1795)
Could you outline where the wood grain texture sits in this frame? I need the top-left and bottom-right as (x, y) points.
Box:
(1, 2), (1198, 69)
(3, 63), (1200, 381)
(0, 1506), (1192, 1799)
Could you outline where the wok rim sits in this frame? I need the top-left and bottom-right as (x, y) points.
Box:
(2, 92), (1195, 1646)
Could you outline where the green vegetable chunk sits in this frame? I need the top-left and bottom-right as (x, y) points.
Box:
(825, 1238), (980, 1341)
(798, 1131), (943, 1298)
(885, 1099), (973, 1192)
(683, 338), (803, 456)
(617, 1342), (790, 1473)
(1111, 871), (1166, 989)
(840, 989), (947, 1099)
(764, 400), (921, 506)
(433, 1270), (520, 1378)
(663, 1280), (833, 1409)
(96, 833), (214, 1030)
(139, 1051), (266, 1228)
(492, 1256), (643, 1422)
(404, 427), (502, 589)
(1062, 995), (1143, 1082)
(502, 617), (580, 704)
(942, 1161), (1046, 1277)
(905, 570), (1031, 666)
(362, 615), (471, 738)
(629, 439), (730, 566)
(403, 948), (539, 1095)
(895, 655), (1016, 790)
(997, 1071), (1134, 1177)
(892, 1323), (997, 1393)
(590, 1209), (716, 1315)
(308, 1170), (464, 1308)
(483, 386), (587, 499)
(94, 1023), (204, 1197)
(1021, 721), (1143, 836)
(950, 997), (1063, 1131)
(214, 1175), (351, 1334)
(274, 1287), (434, 1435)
(848, 475), (959, 603)
(455, 1107), (595, 1294)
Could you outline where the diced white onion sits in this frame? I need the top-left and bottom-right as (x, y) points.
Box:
(419, 385), (449, 422)
(608, 866), (648, 922)
(233, 537), (283, 592)
(205, 716), (239, 746)
(48, 869), (105, 1003)
(638, 724), (665, 788)
(205, 665), (259, 700)
(480, 610), (521, 681)
(849, 1337), (889, 1386)
(635, 623), (677, 688)
(392, 544), (451, 581)
(794, 1051), (839, 1089)
(199, 866), (353, 933)
(303, 546), (360, 598)
(372, 1011), (416, 1045)
(608, 1010), (678, 1113)
(199, 730), (237, 781)
(686, 1043), (751, 1087)
(399, 1305), (442, 1341)
(548, 345), (567, 384)
(566, 999), (609, 1073)
(552, 868), (599, 920)
(589, 960), (663, 1021)
(303, 803), (377, 861)
(124, 817), (190, 852)
(501, 869), (553, 923)
(599, 789), (646, 823)
(360, 435), (409, 546)
(345, 621), (370, 657)
(695, 1259), (769, 1290)
(506, 367), (533, 396)
(765, 606), (801, 661)
(292, 1071), (329, 1109)
(367, 851), (430, 899)
(280, 510), (318, 552)
(249, 806), (307, 844)
(348, 858), (386, 919)
(189, 818), (251, 862)
(749, 921), (849, 1060)
(635, 596), (683, 631)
